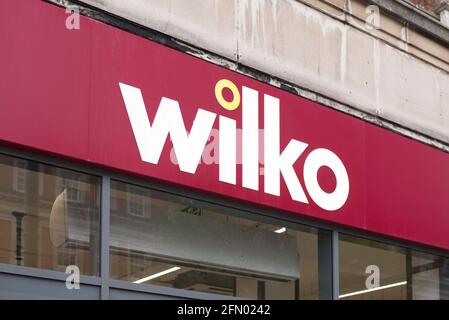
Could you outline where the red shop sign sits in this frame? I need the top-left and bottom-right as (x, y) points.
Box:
(1, 0), (449, 250)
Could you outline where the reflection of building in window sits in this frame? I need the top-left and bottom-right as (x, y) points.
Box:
(109, 180), (312, 299)
(130, 253), (145, 278)
(56, 169), (82, 202)
(56, 250), (76, 271)
(110, 191), (119, 211)
(38, 164), (44, 197)
(12, 159), (27, 193)
(126, 185), (148, 217)
(0, 153), (100, 276)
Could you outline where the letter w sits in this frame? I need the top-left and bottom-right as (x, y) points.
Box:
(119, 83), (216, 174)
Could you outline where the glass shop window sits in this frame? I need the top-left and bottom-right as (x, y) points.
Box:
(409, 250), (449, 300)
(0, 154), (100, 275)
(56, 169), (83, 203)
(339, 234), (449, 300)
(339, 234), (407, 300)
(109, 180), (320, 299)
(12, 159), (27, 193)
(126, 185), (148, 218)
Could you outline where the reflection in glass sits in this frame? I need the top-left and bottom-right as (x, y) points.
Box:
(0, 154), (100, 275)
(339, 234), (407, 300)
(410, 251), (449, 300)
(109, 180), (319, 299)
(339, 234), (449, 300)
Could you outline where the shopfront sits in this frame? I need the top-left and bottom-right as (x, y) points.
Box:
(1, 0), (449, 299)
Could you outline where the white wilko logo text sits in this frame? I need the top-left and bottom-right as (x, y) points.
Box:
(119, 80), (349, 211)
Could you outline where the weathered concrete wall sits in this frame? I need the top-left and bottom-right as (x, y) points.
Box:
(76, 0), (449, 145)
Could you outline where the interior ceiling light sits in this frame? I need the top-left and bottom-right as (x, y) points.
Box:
(274, 227), (286, 234)
(133, 267), (181, 284)
(338, 281), (407, 299)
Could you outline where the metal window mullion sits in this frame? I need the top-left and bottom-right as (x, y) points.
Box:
(318, 229), (333, 300)
(100, 176), (110, 300)
(406, 249), (413, 300)
(332, 230), (340, 300)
